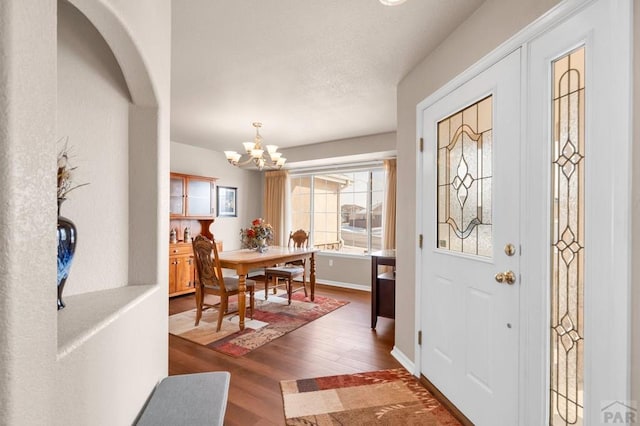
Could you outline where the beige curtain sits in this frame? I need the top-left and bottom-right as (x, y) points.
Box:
(383, 159), (396, 250)
(264, 170), (289, 246)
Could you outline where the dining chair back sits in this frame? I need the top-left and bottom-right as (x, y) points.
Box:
(263, 229), (309, 304)
(192, 235), (255, 331)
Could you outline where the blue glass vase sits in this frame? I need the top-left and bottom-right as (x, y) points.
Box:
(57, 198), (77, 310)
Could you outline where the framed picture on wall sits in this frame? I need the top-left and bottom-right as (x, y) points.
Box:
(217, 186), (237, 217)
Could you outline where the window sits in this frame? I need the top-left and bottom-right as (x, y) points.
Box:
(550, 46), (585, 426)
(290, 166), (385, 255)
(437, 95), (493, 257)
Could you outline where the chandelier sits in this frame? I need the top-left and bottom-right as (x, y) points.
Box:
(224, 122), (286, 170)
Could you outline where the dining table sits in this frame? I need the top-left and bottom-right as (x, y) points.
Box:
(215, 246), (319, 330)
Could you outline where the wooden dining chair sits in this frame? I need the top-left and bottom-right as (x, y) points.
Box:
(287, 229), (310, 288)
(191, 235), (255, 331)
(264, 229), (309, 304)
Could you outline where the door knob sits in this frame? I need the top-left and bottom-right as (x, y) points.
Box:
(504, 243), (516, 257)
(495, 270), (516, 285)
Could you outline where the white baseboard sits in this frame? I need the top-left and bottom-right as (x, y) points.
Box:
(391, 346), (416, 375)
(314, 279), (370, 292)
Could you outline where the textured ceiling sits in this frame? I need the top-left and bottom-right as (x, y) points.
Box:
(171, 0), (484, 152)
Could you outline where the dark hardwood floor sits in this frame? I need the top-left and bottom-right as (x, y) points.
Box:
(169, 283), (400, 425)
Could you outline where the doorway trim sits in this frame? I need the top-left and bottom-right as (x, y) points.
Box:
(414, 0), (632, 423)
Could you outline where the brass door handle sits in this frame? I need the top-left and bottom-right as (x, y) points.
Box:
(495, 271), (516, 285)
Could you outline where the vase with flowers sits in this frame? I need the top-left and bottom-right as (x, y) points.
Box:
(57, 140), (89, 310)
(240, 218), (273, 253)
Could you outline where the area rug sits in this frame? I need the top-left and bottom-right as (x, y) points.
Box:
(169, 290), (348, 357)
(280, 368), (461, 425)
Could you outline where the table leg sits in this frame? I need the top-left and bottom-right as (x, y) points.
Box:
(310, 253), (316, 301)
(237, 273), (246, 330)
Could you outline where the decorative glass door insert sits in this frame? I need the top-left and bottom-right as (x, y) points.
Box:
(437, 95), (492, 257)
(550, 46), (585, 426)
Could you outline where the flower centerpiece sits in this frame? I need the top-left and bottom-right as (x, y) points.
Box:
(240, 218), (273, 252)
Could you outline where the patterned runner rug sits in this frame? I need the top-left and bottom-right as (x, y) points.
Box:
(281, 368), (461, 425)
(169, 290), (348, 357)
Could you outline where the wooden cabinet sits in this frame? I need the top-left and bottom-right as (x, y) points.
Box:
(169, 172), (221, 297)
(370, 250), (396, 329)
(170, 173), (217, 219)
(169, 243), (197, 297)
(169, 241), (223, 297)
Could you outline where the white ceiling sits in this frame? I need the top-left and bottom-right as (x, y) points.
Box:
(171, 0), (484, 152)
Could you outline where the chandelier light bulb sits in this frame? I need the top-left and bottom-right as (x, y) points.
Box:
(242, 142), (256, 153)
(266, 144), (278, 154)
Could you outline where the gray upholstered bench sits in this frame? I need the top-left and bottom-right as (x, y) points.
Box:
(136, 372), (230, 426)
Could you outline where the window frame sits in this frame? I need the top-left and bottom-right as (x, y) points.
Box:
(289, 163), (386, 256)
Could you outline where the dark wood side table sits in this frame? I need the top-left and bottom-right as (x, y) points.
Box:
(370, 250), (396, 329)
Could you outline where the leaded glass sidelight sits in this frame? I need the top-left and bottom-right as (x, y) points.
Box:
(550, 47), (585, 426)
(437, 96), (492, 257)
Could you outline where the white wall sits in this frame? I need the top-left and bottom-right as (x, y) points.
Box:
(632, 0), (640, 407)
(315, 253), (371, 289)
(58, 0), (130, 296)
(395, 0), (561, 362)
(281, 131), (396, 168)
(0, 0), (171, 423)
(171, 141), (263, 250)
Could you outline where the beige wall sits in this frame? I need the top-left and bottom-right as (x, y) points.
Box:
(0, 1), (58, 423)
(0, 0), (171, 423)
(58, 1), (130, 296)
(395, 0), (561, 362)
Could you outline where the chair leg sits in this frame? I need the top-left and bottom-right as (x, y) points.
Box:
(264, 274), (269, 300)
(249, 288), (254, 319)
(287, 277), (293, 305)
(302, 262), (308, 297)
(216, 296), (227, 332)
(194, 286), (203, 326)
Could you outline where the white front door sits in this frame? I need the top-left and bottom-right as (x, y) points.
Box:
(420, 49), (521, 425)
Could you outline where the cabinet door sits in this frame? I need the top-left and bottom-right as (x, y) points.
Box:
(168, 257), (178, 294)
(186, 178), (215, 217)
(174, 255), (195, 293)
(170, 176), (186, 217)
